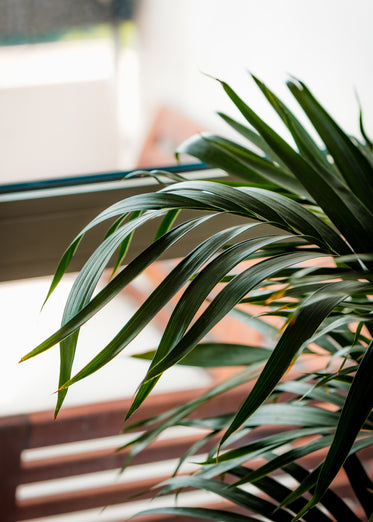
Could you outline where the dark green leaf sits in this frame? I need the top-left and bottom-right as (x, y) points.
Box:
(232, 434), (333, 487)
(288, 79), (373, 210)
(22, 215), (213, 361)
(220, 79), (373, 255)
(251, 74), (335, 175)
(154, 208), (180, 240)
(178, 133), (307, 196)
(299, 339), (373, 517)
(221, 285), (351, 444)
(58, 223), (264, 393)
(133, 342), (272, 367)
(158, 476), (294, 521)
(344, 454), (373, 518)
(132, 506), (260, 522)
(283, 462), (360, 522)
(110, 210), (142, 276)
(217, 111), (294, 171)
(228, 465), (332, 522)
(142, 251), (322, 385)
(128, 231), (292, 419)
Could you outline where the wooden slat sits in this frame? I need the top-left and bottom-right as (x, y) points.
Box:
(21, 433), (216, 483)
(17, 467), (367, 521)
(26, 388), (205, 448)
(19, 384), (252, 484)
(16, 474), (190, 520)
(24, 384), (252, 449)
(0, 415), (29, 522)
(18, 478), (252, 521)
(7, 384), (258, 520)
(21, 425), (288, 485)
(11, 384), (249, 520)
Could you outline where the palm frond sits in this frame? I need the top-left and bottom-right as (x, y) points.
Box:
(25, 76), (373, 520)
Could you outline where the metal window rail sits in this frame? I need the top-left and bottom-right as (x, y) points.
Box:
(0, 165), (230, 282)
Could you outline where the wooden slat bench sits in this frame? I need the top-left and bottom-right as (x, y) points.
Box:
(0, 385), (250, 522)
(2, 382), (371, 521)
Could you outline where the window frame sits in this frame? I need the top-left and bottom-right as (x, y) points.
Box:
(0, 166), (228, 281)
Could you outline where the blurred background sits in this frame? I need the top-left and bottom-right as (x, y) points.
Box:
(1, 0), (372, 185)
(1, 2), (373, 519)
(1, 0), (373, 410)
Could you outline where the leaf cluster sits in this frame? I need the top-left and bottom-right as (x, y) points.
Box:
(23, 75), (373, 520)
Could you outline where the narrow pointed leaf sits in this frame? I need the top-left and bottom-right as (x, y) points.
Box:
(288, 79), (373, 210)
(122, 368), (262, 463)
(200, 427), (334, 480)
(110, 210), (142, 276)
(305, 339), (373, 512)
(130, 232), (293, 418)
(178, 133), (307, 196)
(56, 210), (167, 414)
(167, 180), (349, 254)
(283, 463), (360, 522)
(280, 436), (373, 516)
(221, 287), (349, 444)
(158, 476), (294, 521)
(358, 103), (373, 149)
(251, 74), (335, 175)
(344, 454), (373, 518)
(154, 208), (180, 240)
(58, 224), (262, 392)
(22, 215), (213, 360)
(142, 251), (324, 385)
(220, 79), (373, 254)
(217, 111), (294, 172)
(233, 435), (333, 487)
(132, 342), (272, 367)
(228, 466), (332, 522)
(132, 506), (260, 522)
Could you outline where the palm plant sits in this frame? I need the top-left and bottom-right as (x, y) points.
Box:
(22, 75), (373, 521)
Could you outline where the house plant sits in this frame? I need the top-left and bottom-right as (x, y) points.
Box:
(22, 75), (373, 521)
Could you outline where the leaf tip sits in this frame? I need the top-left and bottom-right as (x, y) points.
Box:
(201, 71), (222, 83)
(53, 397), (62, 419)
(19, 350), (35, 363)
(250, 72), (262, 86)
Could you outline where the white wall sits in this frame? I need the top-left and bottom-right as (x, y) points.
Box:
(1, 2), (372, 183)
(0, 40), (120, 184)
(0, 80), (120, 182)
(137, 0), (373, 139)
